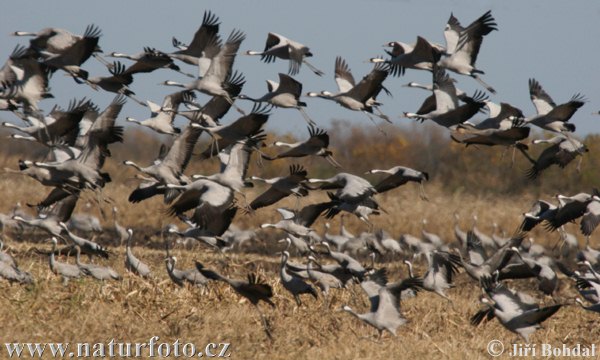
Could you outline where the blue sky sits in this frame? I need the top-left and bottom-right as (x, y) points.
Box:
(1, 0), (599, 137)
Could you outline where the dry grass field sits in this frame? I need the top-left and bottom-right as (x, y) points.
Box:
(0, 124), (599, 359)
(1, 174), (600, 359)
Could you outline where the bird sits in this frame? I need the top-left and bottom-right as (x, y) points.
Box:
(58, 222), (109, 259)
(162, 29), (246, 115)
(455, 231), (524, 283)
(196, 261), (275, 339)
(320, 241), (367, 280)
(249, 164), (309, 210)
(245, 32), (324, 76)
(305, 255), (344, 295)
(193, 104), (270, 159)
(0, 239), (33, 284)
(307, 172), (380, 224)
(342, 268), (415, 338)
(108, 47), (187, 77)
(84, 62), (145, 106)
(369, 36), (441, 76)
(519, 200), (558, 232)
(497, 247), (558, 295)
(522, 135), (588, 180)
(0, 45), (53, 111)
(168, 10), (221, 72)
(75, 246), (121, 281)
(307, 57), (391, 124)
(404, 68), (488, 128)
(366, 165), (429, 199)
(195, 261), (274, 307)
(191, 132), (264, 194)
(525, 78), (586, 134)
(279, 251), (318, 306)
(165, 256), (207, 288)
(12, 194), (78, 237)
(41, 25), (102, 81)
(178, 71), (245, 126)
(237, 73), (315, 125)
(124, 125), (202, 203)
(126, 90), (194, 135)
(124, 229), (152, 278)
(575, 298), (600, 314)
(405, 251), (460, 301)
(451, 126), (530, 150)
(471, 277), (562, 342)
(260, 208), (315, 238)
(437, 11), (498, 93)
(0, 258), (33, 284)
(544, 192), (600, 232)
(260, 126), (341, 167)
(47, 237), (82, 284)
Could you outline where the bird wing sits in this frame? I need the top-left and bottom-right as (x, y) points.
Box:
(581, 200), (600, 236)
(261, 32), (286, 63)
(542, 95), (586, 124)
(163, 125), (202, 174)
(470, 306), (495, 325)
(426, 252), (459, 286)
(454, 10), (497, 66)
(123, 48), (174, 75)
(221, 133), (263, 184)
(528, 78), (556, 115)
(453, 127), (530, 147)
(276, 73), (303, 99)
(184, 11), (221, 56)
(295, 201), (333, 227)
(443, 12), (463, 54)
(192, 205), (237, 237)
(287, 46), (304, 76)
(466, 230), (489, 264)
(203, 30), (245, 85)
(507, 305), (561, 328)
(373, 174), (409, 194)
(79, 95), (125, 169)
(44, 25), (101, 68)
(250, 187), (288, 210)
(361, 268), (388, 313)
(49, 193), (79, 223)
(198, 71), (246, 124)
(167, 187), (206, 216)
(411, 36), (438, 63)
(432, 68), (458, 112)
(334, 57), (355, 93)
(276, 208), (296, 220)
(544, 199), (589, 231)
(433, 91), (487, 128)
(346, 64), (388, 103)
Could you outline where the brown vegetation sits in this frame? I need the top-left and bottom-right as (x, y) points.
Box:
(0, 122), (599, 358)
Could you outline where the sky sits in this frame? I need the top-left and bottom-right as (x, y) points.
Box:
(1, 0), (599, 138)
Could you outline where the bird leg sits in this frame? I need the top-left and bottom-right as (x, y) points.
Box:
(254, 305), (274, 342)
(471, 74), (496, 95)
(297, 107), (316, 126)
(418, 183), (429, 201)
(362, 112), (386, 135)
(174, 69), (196, 78)
(125, 93), (148, 107)
(325, 155), (342, 169)
(373, 106), (392, 124)
(302, 59), (325, 77)
(224, 95), (246, 115)
(511, 146), (517, 167)
(577, 156), (583, 173)
(92, 53), (113, 68)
